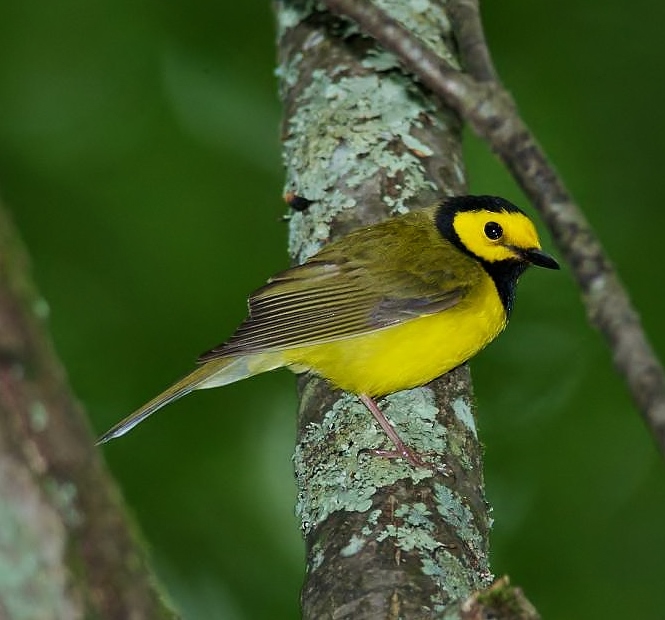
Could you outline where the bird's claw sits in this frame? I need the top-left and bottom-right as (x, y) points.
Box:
(364, 446), (448, 474)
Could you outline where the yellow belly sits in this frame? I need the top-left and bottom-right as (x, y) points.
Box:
(281, 274), (506, 396)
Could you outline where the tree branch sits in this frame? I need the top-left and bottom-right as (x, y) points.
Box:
(274, 1), (506, 616)
(0, 202), (176, 617)
(321, 0), (665, 456)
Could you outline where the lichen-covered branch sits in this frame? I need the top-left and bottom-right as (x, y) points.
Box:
(442, 577), (540, 620)
(0, 204), (176, 618)
(275, 1), (497, 616)
(322, 0), (665, 457)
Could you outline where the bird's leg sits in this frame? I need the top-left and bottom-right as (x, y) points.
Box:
(359, 394), (428, 469)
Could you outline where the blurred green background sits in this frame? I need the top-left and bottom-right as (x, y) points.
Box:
(1, 1), (664, 618)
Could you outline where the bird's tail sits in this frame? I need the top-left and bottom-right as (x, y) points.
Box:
(96, 353), (279, 445)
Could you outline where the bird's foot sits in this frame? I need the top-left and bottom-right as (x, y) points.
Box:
(366, 445), (448, 474)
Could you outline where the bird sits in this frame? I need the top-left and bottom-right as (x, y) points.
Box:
(97, 195), (559, 467)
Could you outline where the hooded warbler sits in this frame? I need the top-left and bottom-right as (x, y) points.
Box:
(98, 195), (559, 465)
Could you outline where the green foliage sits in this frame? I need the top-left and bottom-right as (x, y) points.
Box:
(0, 1), (664, 618)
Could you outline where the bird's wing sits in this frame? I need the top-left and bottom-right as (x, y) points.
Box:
(198, 210), (481, 361)
(199, 262), (465, 360)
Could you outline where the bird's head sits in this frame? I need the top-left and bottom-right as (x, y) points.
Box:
(437, 195), (560, 270)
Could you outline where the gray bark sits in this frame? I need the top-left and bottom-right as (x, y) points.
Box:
(275, 2), (494, 617)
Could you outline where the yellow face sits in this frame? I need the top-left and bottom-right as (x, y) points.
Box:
(453, 209), (542, 263)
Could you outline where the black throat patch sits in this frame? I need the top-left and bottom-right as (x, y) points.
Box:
(479, 260), (528, 317)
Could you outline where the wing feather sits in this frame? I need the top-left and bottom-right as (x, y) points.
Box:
(199, 209), (480, 362)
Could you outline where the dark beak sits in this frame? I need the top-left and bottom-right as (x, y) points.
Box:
(522, 247), (560, 270)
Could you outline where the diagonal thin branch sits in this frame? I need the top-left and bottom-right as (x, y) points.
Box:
(322, 0), (665, 456)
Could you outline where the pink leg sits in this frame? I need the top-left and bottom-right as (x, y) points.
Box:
(359, 394), (428, 468)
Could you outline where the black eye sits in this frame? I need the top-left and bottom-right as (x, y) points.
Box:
(484, 221), (503, 240)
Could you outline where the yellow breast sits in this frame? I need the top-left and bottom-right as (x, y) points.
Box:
(281, 272), (507, 396)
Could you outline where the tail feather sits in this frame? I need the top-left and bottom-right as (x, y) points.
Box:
(96, 355), (268, 445)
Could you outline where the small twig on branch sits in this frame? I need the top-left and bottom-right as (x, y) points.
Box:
(447, 0), (498, 82)
(442, 576), (541, 620)
(322, 0), (665, 456)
